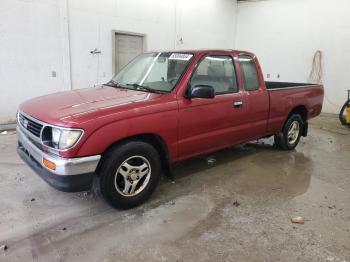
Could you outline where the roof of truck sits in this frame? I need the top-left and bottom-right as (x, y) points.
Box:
(148, 49), (255, 56)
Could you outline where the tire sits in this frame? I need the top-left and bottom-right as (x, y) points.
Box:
(98, 141), (161, 209)
(339, 100), (350, 126)
(274, 114), (303, 150)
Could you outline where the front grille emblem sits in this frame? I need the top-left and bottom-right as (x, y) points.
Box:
(23, 119), (29, 128)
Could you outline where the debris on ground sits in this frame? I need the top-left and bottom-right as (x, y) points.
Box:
(233, 200), (240, 207)
(272, 187), (282, 191)
(0, 130), (16, 135)
(328, 205), (336, 209)
(0, 244), (8, 251)
(30, 198), (35, 202)
(291, 216), (305, 224)
(206, 156), (216, 166)
(62, 227), (67, 231)
(77, 191), (92, 198)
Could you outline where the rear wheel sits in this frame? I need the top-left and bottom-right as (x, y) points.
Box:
(275, 114), (303, 150)
(99, 141), (161, 209)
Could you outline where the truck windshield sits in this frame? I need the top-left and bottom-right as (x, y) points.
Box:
(109, 52), (193, 93)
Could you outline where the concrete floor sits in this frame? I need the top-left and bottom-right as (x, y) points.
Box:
(0, 115), (349, 262)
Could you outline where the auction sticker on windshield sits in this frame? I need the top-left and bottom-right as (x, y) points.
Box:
(169, 53), (193, 61)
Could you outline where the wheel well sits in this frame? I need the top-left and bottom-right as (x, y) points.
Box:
(287, 106), (308, 122)
(284, 105), (308, 136)
(98, 134), (171, 176)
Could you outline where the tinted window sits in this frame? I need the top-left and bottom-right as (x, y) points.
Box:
(239, 55), (259, 91)
(190, 55), (238, 94)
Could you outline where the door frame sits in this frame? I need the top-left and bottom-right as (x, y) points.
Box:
(112, 30), (147, 75)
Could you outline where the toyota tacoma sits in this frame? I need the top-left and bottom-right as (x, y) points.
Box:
(17, 50), (324, 209)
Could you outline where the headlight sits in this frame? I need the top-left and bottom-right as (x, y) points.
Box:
(42, 126), (83, 150)
(57, 129), (82, 149)
(51, 127), (61, 146)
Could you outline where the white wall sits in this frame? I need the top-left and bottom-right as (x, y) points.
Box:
(0, 0), (237, 123)
(2, 0), (349, 123)
(236, 0), (350, 114)
(68, 0), (237, 88)
(0, 0), (71, 124)
(68, 0), (177, 88)
(175, 0), (237, 50)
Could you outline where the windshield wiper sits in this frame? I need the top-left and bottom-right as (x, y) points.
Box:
(125, 83), (164, 94)
(104, 80), (127, 89)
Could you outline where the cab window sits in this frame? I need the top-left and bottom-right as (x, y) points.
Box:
(190, 55), (238, 94)
(238, 55), (259, 91)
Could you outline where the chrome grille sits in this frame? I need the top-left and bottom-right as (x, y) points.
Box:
(18, 113), (43, 138)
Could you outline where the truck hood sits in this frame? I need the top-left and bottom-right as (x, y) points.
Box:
(19, 86), (164, 126)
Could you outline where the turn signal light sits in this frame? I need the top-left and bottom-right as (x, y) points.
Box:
(43, 158), (56, 171)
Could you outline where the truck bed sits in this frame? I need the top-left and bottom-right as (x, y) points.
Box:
(266, 81), (319, 90)
(265, 81), (324, 135)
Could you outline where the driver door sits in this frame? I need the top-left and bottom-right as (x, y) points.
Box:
(177, 54), (247, 160)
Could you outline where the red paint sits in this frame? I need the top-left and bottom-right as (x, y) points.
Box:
(19, 50), (324, 162)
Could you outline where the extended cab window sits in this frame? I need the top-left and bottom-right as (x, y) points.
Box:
(238, 55), (259, 91)
(190, 55), (238, 94)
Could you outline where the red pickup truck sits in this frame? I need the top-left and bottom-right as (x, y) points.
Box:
(17, 50), (324, 209)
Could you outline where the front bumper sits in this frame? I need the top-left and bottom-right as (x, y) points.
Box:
(17, 126), (101, 192)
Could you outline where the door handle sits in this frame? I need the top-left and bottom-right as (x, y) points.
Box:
(233, 101), (243, 108)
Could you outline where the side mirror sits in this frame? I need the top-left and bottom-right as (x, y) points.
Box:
(188, 85), (215, 99)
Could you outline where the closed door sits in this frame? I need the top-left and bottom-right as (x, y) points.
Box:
(177, 54), (248, 160)
(115, 34), (144, 73)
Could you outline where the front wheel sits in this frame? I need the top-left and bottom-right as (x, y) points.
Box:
(98, 141), (161, 209)
(275, 114), (303, 150)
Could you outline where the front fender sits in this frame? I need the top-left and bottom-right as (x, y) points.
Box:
(75, 112), (178, 161)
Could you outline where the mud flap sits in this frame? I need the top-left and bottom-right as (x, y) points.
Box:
(302, 121), (308, 137)
(164, 164), (175, 182)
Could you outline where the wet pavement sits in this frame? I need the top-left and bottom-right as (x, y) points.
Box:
(0, 115), (349, 261)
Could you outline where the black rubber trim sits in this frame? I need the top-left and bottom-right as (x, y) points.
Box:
(265, 81), (319, 89)
(17, 146), (93, 192)
(302, 122), (308, 137)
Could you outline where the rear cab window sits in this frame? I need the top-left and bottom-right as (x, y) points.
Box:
(238, 55), (260, 91)
(190, 55), (238, 94)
